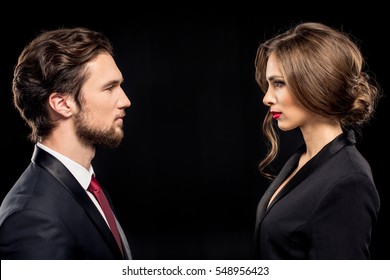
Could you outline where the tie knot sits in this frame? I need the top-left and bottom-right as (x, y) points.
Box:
(88, 175), (101, 193)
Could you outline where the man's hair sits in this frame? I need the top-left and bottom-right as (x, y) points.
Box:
(13, 27), (114, 142)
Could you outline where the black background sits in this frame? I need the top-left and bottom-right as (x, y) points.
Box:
(1, 9), (388, 259)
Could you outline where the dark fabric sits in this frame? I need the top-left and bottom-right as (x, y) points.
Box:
(254, 130), (380, 259)
(0, 146), (127, 259)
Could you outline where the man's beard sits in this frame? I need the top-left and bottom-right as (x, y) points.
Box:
(74, 110), (124, 149)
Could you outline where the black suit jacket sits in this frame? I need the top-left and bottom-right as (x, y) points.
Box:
(0, 146), (131, 259)
(254, 130), (380, 259)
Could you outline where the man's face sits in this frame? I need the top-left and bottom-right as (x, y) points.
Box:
(74, 52), (131, 149)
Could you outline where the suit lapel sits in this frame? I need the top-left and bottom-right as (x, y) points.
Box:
(254, 130), (356, 246)
(116, 220), (132, 259)
(254, 151), (301, 238)
(31, 146), (123, 259)
(101, 184), (132, 259)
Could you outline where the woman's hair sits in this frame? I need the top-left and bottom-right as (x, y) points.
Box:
(255, 22), (381, 179)
(13, 27), (114, 143)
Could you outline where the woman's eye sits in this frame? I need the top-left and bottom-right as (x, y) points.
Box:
(274, 80), (285, 87)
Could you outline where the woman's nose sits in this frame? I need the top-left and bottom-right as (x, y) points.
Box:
(263, 90), (274, 106)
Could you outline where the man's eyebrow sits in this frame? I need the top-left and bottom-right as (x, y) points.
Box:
(102, 78), (124, 88)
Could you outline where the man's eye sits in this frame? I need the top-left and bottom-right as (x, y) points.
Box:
(105, 85), (115, 91)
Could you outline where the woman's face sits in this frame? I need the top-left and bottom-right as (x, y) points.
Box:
(263, 53), (315, 131)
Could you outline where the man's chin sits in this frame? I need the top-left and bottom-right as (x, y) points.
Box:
(98, 136), (123, 149)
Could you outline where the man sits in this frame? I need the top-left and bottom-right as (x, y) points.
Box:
(0, 27), (132, 259)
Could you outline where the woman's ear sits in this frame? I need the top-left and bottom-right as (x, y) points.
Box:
(48, 92), (74, 117)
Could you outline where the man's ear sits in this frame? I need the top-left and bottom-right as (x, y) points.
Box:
(48, 92), (74, 117)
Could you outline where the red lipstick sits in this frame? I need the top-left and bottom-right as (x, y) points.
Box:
(271, 112), (282, 120)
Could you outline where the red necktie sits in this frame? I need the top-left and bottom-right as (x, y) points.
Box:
(88, 175), (123, 256)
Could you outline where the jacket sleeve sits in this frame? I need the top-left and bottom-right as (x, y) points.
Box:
(0, 209), (79, 259)
(307, 173), (380, 259)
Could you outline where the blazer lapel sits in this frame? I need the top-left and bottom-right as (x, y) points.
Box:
(254, 130), (356, 246)
(116, 220), (132, 259)
(101, 184), (132, 259)
(254, 151), (301, 237)
(31, 146), (123, 259)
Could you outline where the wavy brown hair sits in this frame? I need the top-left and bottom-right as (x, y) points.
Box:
(13, 27), (114, 143)
(255, 22), (381, 180)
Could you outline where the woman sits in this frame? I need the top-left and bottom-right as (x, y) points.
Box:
(253, 22), (381, 259)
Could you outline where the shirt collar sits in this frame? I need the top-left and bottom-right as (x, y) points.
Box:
(36, 142), (94, 191)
